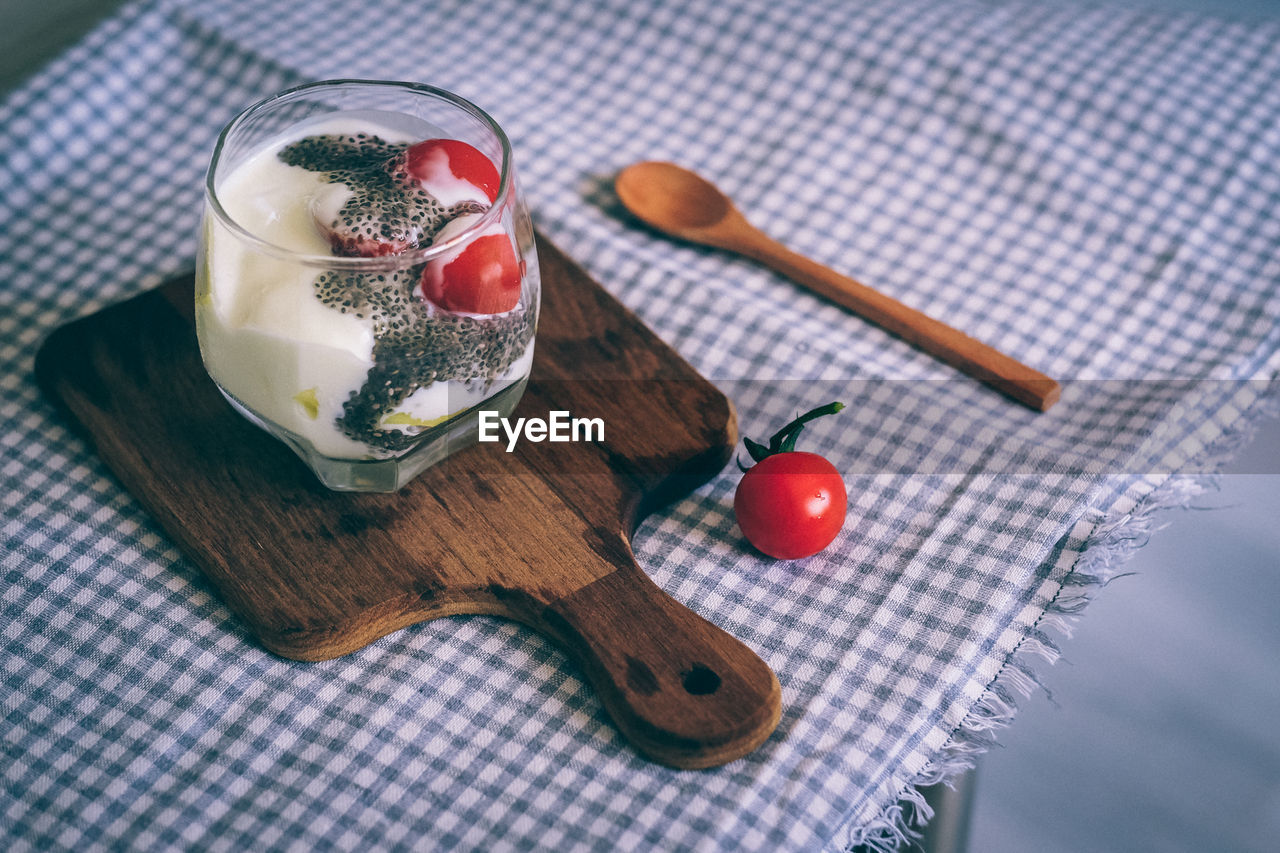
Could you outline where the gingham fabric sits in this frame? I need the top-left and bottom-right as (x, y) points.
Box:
(3, 0), (1278, 850)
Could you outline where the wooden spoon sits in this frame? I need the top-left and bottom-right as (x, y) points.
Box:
(615, 161), (1060, 412)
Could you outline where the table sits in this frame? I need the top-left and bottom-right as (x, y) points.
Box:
(3, 1), (1278, 850)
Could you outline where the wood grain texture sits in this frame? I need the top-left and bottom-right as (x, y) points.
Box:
(34, 234), (781, 768)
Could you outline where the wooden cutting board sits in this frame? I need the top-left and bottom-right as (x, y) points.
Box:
(34, 234), (781, 769)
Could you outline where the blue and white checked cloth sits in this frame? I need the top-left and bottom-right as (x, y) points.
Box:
(3, 0), (1278, 850)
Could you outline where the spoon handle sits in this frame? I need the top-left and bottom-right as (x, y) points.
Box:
(726, 224), (1060, 411)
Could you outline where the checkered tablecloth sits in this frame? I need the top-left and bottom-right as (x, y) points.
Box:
(3, 0), (1278, 849)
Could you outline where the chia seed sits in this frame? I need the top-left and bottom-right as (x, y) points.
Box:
(280, 133), (534, 453)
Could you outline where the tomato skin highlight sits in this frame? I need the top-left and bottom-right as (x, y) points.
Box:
(733, 451), (847, 559)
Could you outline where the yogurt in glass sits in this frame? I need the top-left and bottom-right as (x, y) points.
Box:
(196, 80), (539, 491)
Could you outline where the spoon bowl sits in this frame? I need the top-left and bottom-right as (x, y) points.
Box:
(615, 161), (735, 234)
(614, 161), (1060, 411)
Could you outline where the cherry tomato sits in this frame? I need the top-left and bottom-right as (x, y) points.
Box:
(733, 403), (847, 559)
(322, 229), (413, 258)
(420, 232), (522, 314)
(310, 185), (417, 257)
(405, 138), (501, 203)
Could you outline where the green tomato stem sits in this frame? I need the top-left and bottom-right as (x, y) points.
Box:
(740, 401), (846, 468)
(765, 401), (845, 452)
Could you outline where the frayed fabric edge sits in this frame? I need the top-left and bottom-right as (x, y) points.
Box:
(844, 387), (1280, 853)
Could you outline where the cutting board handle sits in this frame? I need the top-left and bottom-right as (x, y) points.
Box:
(543, 565), (782, 769)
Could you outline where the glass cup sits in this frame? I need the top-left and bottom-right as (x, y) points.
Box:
(195, 80), (539, 492)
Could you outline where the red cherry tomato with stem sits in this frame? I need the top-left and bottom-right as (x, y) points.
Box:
(733, 402), (847, 560)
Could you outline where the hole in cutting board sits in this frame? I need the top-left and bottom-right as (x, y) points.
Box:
(682, 664), (721, 695)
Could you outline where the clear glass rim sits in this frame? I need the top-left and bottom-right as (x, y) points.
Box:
(204, 79), (515, 271)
